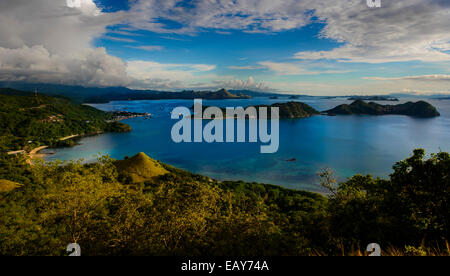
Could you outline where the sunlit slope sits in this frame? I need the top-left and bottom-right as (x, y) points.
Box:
(115, 152), (169, 183)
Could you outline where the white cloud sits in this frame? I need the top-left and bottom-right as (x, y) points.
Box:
(213, 76), (271, 91)
(364, 75), (450, 82)
(102, 36), (137, 43)
(293, 0), (450, 63)
(127, 45), (164, 51)
(0, 45), (129, 87)
(126, 0), (312, 34)
(259, 62), (316, 75)
(258, 61), (352, 75)
(127, 60), (270, 91)
(0, 0), (129, 87)
(123, 0), (450, 63)
(228, 66), (264, 70)
(126, 60), (218, 90)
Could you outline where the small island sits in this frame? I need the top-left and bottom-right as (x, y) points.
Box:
(191, 101), (320, 119)
(325, 100), (440, 118)
(347, 96), (399, 101)
(108, 111), (152, 121)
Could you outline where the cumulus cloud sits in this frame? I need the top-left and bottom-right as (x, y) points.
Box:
(213, 76), (271, 91)
(293, 0), (450, 63)
(126, 60), (218, 90)
(126, 0), (312, 34)
(0, 0), (129, 87)
(127, 60), (270, 91)
(0, 45), (129, 86)
(124, 0), (450, 63)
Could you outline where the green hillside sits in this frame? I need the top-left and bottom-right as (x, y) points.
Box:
(0, 88), (131, 151)
(115, 152), (169, 183)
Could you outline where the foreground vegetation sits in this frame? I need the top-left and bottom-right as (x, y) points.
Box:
(0, 149), (448, 256)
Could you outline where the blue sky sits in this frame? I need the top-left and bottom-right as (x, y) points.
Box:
(1, 0), (449, 95)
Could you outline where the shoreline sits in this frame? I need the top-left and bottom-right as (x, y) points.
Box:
(27, 146), (50, 164)
(27, 134), (85, 164)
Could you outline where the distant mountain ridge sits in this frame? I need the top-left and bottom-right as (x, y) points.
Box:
(0, 83), (273, 103)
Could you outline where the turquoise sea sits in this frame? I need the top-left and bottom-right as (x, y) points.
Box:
(43, 97), (450, 193)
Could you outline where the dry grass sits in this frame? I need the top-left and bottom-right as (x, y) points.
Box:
(0, 179), (23, 192)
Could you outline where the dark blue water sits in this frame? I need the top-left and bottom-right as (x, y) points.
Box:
(43, 97), (450, 192)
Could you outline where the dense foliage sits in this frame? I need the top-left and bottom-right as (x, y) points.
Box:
(0, 150), (448, 256)
(0, 89), (130, 151)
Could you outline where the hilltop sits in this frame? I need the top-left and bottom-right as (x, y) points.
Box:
(0, 88), (131, 151)
(115, 152), (169, 184)
(258, 102), (320, 119)
(325, 100), (440, 118)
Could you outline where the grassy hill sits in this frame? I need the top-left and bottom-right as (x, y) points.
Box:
(0, 88), (131, 151)
(115, 152), (169, 183)
(0, 179), (22, 193)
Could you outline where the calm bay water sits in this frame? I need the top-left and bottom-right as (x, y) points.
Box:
(43, 97), (450, 192)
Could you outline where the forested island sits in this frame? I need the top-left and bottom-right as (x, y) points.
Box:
(325, 100), (440, 118)
(347, 96), (399, 101)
